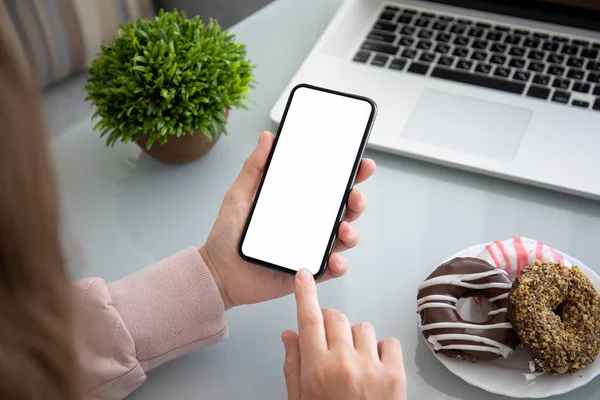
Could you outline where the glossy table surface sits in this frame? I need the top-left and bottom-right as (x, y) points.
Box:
(51, 0), (600, 398)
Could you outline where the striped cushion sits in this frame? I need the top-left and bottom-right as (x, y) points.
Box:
(0, 0), (155, 88)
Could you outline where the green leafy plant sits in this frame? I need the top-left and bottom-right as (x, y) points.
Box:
(84, 9), (255, 149)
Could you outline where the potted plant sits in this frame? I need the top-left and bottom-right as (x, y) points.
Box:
(84, 9), (255, 164)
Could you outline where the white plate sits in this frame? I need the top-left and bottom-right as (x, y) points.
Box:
(425, 242), (600, 399)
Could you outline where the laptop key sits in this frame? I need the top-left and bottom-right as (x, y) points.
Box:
(389, 58), (407, 70)
(407, 62), (430, 74)
(508, 58), (526, 68)
(432, 21), (449, 31)
(553, 36), (569, 42)
(371, 54), (389, 67)
(353, 51), (371, 63)
(421, 12), (436, 18)
(551, 90), (571, 103)
(513, 71), (531, 81)
(526, 85), (551, 99)
(438, 56), (454, 66)
(434, 44), (451, 54)
(417, 41), (433, 50)
(472, 40), (488, 49)
(361, 41), (399, 56)
(527, 50), (545, 61)
(572, 99), (590, 108)
(586, 61), (600, 71)
(419, 52), (436, 63)
(573, 39), (589, 46)
(533, 32), (550, 39)
(431, 67), (526, 94)
(379, 11), (396, 21)
(567, 69), (584, 80)
(476, 22), (491, 28)
(594, 86), (600, 95)
(491, 43), (507, 53)
(509, 47), (526, 57)
(533, 74), (550, 85)
(368, 31), (396, 43)
(436, 32), (452, 42)
(547, 65), (565, 76)
(398, 14), (414, 24)
(493, 66), (511, 78)
(475, 63), (492, 74)
(453, 36), (470, 46)
(453, 47), (469, 57)
(450, 25), (467, 35)
(561, 45), (579, 55)
(415, 17), (431, 27)
(515, 29), (530, 35)
(401, 49), (418, 59)
(374, 21), (397, 32)
(524, 38), (540, 48)
(468, 28), (484, 38)
(487, 31), (503, 41)
(490, 55), (507, 65)
(471, 51), (487, 61)
(547, 54), (565, 64)
(542, 42), (559, 51)
(494, 25), (510, 32)
(581, 48), (599, 59)
(588, 73), (600, 83)
(505, 35), (522, 45)
(528, 62), (545, 72)
(573, 82), (591, 93)
(439, 16), (454, 21)
(400, 26), (416, 35)
(552, 78), (570, 90)
(566, 58), (584, 68)
(456, 60), (473, 70)
(418, 29), (434, 39)
(594, 99), (600, 111)
(399, 37), (414, 47)
(458, 18), (473, 25)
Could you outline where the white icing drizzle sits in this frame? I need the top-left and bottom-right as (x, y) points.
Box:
(427, 333), (514, 358)
(417, 263), (516, 357)
(419, 321), (513, 331)
(417, 303), (457, 313)
(489, 292), (509, 303)
(417, 294), (457, 305)
(418, 269), (511, 291)
(488, 308), (507, 316)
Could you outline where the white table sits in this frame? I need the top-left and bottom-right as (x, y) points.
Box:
(51, 0), (600, 398)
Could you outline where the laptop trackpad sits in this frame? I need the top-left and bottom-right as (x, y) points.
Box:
(400, 89), (532, 161)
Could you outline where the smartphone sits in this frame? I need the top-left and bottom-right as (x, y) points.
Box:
(238, 83), (377, 279)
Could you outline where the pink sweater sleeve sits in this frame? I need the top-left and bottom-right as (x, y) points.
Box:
(73, 248), (228, 400)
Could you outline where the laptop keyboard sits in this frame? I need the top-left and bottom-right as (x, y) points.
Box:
(353, 4), (600, 111)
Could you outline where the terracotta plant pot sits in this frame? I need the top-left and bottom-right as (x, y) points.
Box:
(136, 111), (228, 164)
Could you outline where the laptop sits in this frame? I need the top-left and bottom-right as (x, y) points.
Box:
(270, 0), (600, 199)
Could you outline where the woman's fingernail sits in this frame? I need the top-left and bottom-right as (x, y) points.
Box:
(297, 269), (312, 281)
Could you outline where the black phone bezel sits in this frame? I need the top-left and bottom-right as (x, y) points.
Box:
(237, 83), (378, 279)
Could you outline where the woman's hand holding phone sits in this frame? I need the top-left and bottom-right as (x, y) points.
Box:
(199, 131), (376, 310)
(282, 269), (407, 400)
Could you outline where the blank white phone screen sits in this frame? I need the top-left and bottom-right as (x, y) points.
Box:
(241, 86), (374, 275)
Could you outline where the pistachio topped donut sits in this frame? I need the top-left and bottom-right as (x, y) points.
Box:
(508, 260), (600, 374)
(417, 257), (521, 362)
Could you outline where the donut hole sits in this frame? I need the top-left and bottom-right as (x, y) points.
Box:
(456, 297), (494, 323)
(554, 303), (566, 320)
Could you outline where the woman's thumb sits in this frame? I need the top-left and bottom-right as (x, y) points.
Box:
(231, 131), (274, 198)
(282, 330), (301, 400)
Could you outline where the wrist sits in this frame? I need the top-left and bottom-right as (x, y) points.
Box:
(198, 245), (234, 311)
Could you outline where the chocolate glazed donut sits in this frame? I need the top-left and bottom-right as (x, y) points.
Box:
(417, 257), (521, 362)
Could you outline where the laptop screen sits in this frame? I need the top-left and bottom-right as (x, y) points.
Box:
(430, 0), (600, 31)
